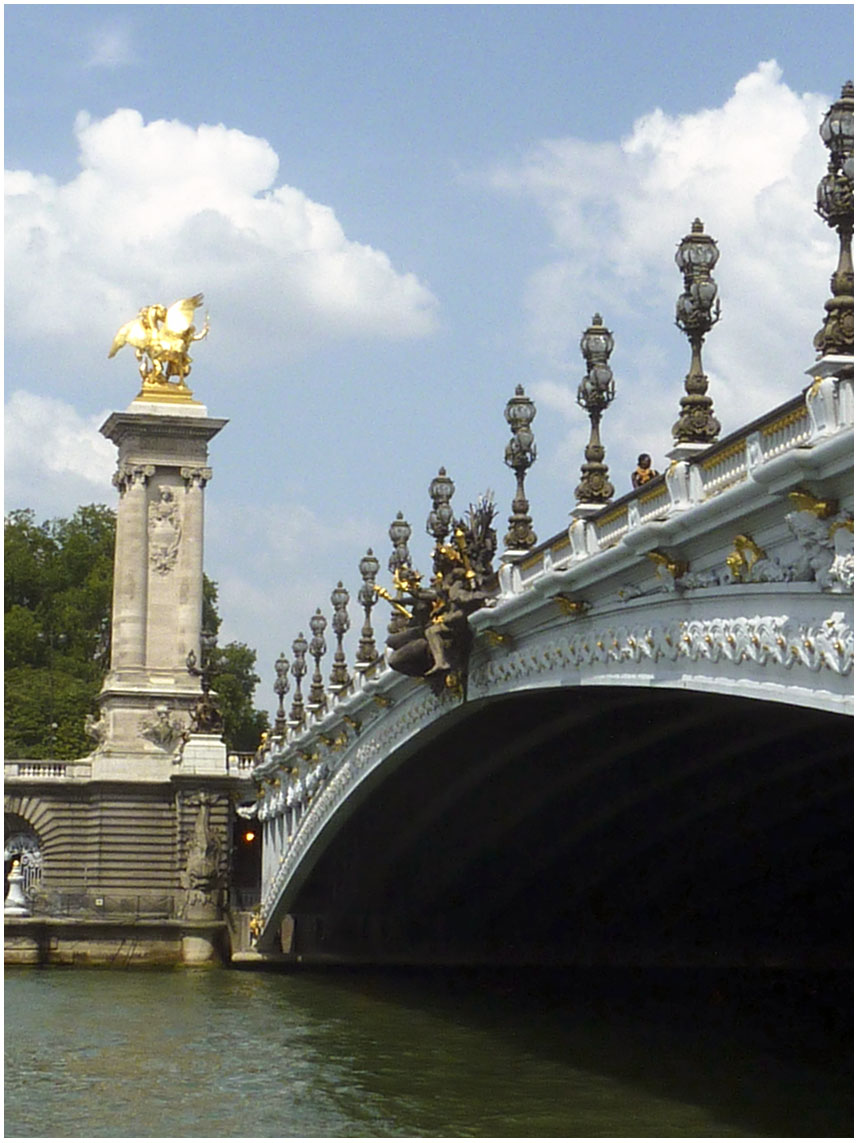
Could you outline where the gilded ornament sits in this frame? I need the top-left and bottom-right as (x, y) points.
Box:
(726, 534), (766, 580)
(109, 293), (209, 398)
(788, 488), (837, 519)
(553, 594), (590, 617)
(647, 549), (689, 581)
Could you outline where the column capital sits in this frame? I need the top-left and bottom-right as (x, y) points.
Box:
(181, 466), (213, 489)
(112, 462), (155, 494)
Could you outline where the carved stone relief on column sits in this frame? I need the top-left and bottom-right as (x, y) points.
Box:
(180, 791), (223, 920)
(148, 485), (182, 574)
(140, 704), (186, 750)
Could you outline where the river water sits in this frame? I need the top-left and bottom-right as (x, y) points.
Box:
(4, 965), (851, 1138)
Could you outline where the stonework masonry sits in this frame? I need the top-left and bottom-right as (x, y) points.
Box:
(5, 390), (253, 966)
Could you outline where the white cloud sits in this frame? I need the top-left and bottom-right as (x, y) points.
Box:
(491, 61), (835, 468)
(84, 27), (135, 70)
(4, 391), (116, 515)
(5, 109), (439, 364)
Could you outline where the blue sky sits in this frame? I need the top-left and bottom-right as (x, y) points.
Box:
(5, 4), (854, 715)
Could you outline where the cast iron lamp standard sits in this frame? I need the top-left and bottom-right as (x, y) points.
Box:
(427, 467), (455, 570)
(503, 384), (537, 555)
(328, 582), (351, 692)
(387, 511), (413, 635)
(356, 550), (381, 669)
(573, 314), (617, 517)
(273, 651), (290, 739)
(307, 609), (328, 714)
(288, 633), (308, 728)
(670, 219), (722, 455)
(813, 81), (854, 360)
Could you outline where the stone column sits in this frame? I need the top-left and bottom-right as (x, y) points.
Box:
(94, 399), (228, 781)
(178, 467), (211, 671)
(110, 463), (153, 672)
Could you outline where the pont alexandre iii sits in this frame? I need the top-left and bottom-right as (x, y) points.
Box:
(5, 295), (254, 966)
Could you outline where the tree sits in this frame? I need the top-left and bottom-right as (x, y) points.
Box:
(4, 506), (269, 758)
(5, 506), (115, 759)
(202, 577), (269, 752)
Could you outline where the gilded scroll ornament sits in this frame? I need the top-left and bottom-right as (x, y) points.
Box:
(726, 534), (766, 581)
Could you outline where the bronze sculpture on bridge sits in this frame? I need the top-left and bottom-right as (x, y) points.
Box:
(378, 497), (497, 695)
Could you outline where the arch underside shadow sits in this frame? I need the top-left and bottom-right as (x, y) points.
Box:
(283, 686), (852, 966)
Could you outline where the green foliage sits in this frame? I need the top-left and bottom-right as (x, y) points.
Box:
(202, 580), (269, 752)
(4, 506), (115, 759)
(5, 507), (269, 758)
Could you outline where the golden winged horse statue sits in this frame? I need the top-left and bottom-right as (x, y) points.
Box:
(109, 293), (209, 392)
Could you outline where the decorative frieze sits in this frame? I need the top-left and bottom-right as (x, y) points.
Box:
(470, 611), (853, 690)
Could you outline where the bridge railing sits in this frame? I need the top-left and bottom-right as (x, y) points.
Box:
(510, 378), (848, 593)
(4, 759), (94, 782)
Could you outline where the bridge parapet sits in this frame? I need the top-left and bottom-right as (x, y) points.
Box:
(507, 375), (851, 595)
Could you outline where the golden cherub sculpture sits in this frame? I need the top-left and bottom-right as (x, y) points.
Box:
(109, 293), (209, 395)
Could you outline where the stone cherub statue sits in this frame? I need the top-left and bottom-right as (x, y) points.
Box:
(109, 293), (209, 390)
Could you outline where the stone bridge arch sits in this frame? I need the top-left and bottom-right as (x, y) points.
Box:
(257, 681), (850, 964)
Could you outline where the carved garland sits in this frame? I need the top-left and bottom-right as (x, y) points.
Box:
(470, 611), (853, 692)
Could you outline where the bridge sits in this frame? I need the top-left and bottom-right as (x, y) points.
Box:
(249, 88), (854, 967)
(251, 365), (853, 965)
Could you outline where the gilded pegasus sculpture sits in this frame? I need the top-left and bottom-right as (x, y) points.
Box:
(109, 293), (209, 391)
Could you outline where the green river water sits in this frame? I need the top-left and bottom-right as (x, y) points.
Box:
(4, 965), (851, 1137)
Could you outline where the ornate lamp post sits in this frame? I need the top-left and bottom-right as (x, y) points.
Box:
(574, 314), (616, 515)
(329, 582), (351, 691)
(288, 633), (308, 728)
(813, 81), (854, 360)
(307, 609), (328, 713)
(427, 467), (455, 567)
(356, 549), (381, 667)
(671, 219), (722, 451)
(273, 650), (290, 738)
(503, 385), (537, 553)
(388, 511), (413, 634)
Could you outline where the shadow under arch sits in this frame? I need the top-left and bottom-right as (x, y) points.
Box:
(277, 685), (852, 967)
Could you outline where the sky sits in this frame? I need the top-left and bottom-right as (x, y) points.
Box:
(5, 3), (854, 719)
